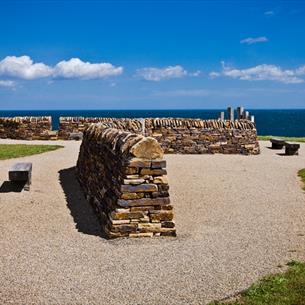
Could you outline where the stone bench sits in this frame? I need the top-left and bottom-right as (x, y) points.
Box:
(285, 142), (300, 156)
(68, 132), (83, 141)
(270, 138), (286, 149)
(9, 162), (32, 191)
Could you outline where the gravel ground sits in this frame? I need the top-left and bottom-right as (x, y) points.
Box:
(0, 139), (305, 305)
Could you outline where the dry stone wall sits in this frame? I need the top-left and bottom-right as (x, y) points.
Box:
(145, 118), (259, 155)
(76, 124), (176, 238)
(60, 117), (259, 155)
(0, 116), (55, 140)
(58, 117), (143, 139)
(0, 116), (260, 155)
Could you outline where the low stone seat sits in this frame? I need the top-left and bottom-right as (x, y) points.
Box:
(270, 138), (286, 149)
(68, 132), (83, 141)
(9, 162), (32, 191)
(285, 142), (300, 156)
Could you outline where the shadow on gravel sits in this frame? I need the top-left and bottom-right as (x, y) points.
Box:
(276, 153), (297, 156)
(0, 181), (26, 193)
(58, 167), (107, 239)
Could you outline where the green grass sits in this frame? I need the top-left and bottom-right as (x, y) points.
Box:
(209, 261), (305, 305)
(0, 144), (63, 160)
(298, 169), (305, 191)
(258, 135), (305, 143)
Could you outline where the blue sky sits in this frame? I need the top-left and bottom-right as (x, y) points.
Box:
(0, 0), (305, 109)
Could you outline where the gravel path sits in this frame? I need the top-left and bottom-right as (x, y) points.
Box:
(0, 139), (305, 305)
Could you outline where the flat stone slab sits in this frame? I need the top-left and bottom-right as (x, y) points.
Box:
(9, 162), (32, 190)
(285, 142), (300, 155)
(270, 138), (286, 149)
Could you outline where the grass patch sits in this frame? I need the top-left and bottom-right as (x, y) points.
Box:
(0, 144), (63, 160)
(258, 135), (305, 143)
(298, 169), (305, 191)
(209, 261), (305, 305)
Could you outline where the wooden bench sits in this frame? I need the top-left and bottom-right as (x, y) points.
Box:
(270, 138), (286, 149)
(9, 162), (32, 191)
(285, 142), (300, 156)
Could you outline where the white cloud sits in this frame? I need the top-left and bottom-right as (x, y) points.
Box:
(210, 61), (305, 84)
(209, 71), (221, 78)
(189, 70), (202, 77)
(264, 10), (275, 16)
(0, 80), (17, 87)
(53, 58), (123, 79)
(295, 65), (305, 75)
(136, 65), (188, 81)
(0, 55), (53, 80)
(240, 36), (268, 45)
(0, 55), (123, 81)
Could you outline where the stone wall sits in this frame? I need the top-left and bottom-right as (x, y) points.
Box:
(58, 117), (143, 139)
(59, 117), (260, 155)
(145, 118), (259, 155)
(0, 116), (55, 140)
(0, 116), (260, 155)
(76, 124), (175, 238)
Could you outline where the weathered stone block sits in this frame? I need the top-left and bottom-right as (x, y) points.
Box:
(125, 158), (151, 168)
(123, 178), (145, 185)
(121, 184), (158, 193)
(120, 192), (145, 200)
(161, 221), (175, 228)
(130, 137), (164, 159)
(140, 168), (167, 176)
(110, 211), (145, 220)
(151, 159), (166, 169)
(153, 176), (169, 185)
(138, 223), (162, 233)
(117, 197), (170, 208)
(150, 211), (174, 222)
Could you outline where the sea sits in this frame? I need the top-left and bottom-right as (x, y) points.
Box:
(0, 109), (305, 137)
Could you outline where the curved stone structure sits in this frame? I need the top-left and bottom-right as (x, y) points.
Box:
(0, 116), (260, 155)
(76, 124), (175, 238)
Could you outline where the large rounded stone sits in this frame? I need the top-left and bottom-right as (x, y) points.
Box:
(130, 137), (163, 159)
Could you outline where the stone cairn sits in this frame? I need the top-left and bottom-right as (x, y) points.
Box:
(76, 124), (176, 238)
(220, 106), (255, 122)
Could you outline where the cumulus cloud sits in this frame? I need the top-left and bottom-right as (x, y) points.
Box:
(136, 65), (188, 81)
(240, 36), (268, 45)
(209, 61), (305, 84)
(0, 80), (16, 87)
(0, 56), (53, 80)
(0, 55), (123, 81)
(53, 58), (123, 79)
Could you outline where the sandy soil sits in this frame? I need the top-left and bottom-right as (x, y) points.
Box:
(0, 139), (305, 305)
